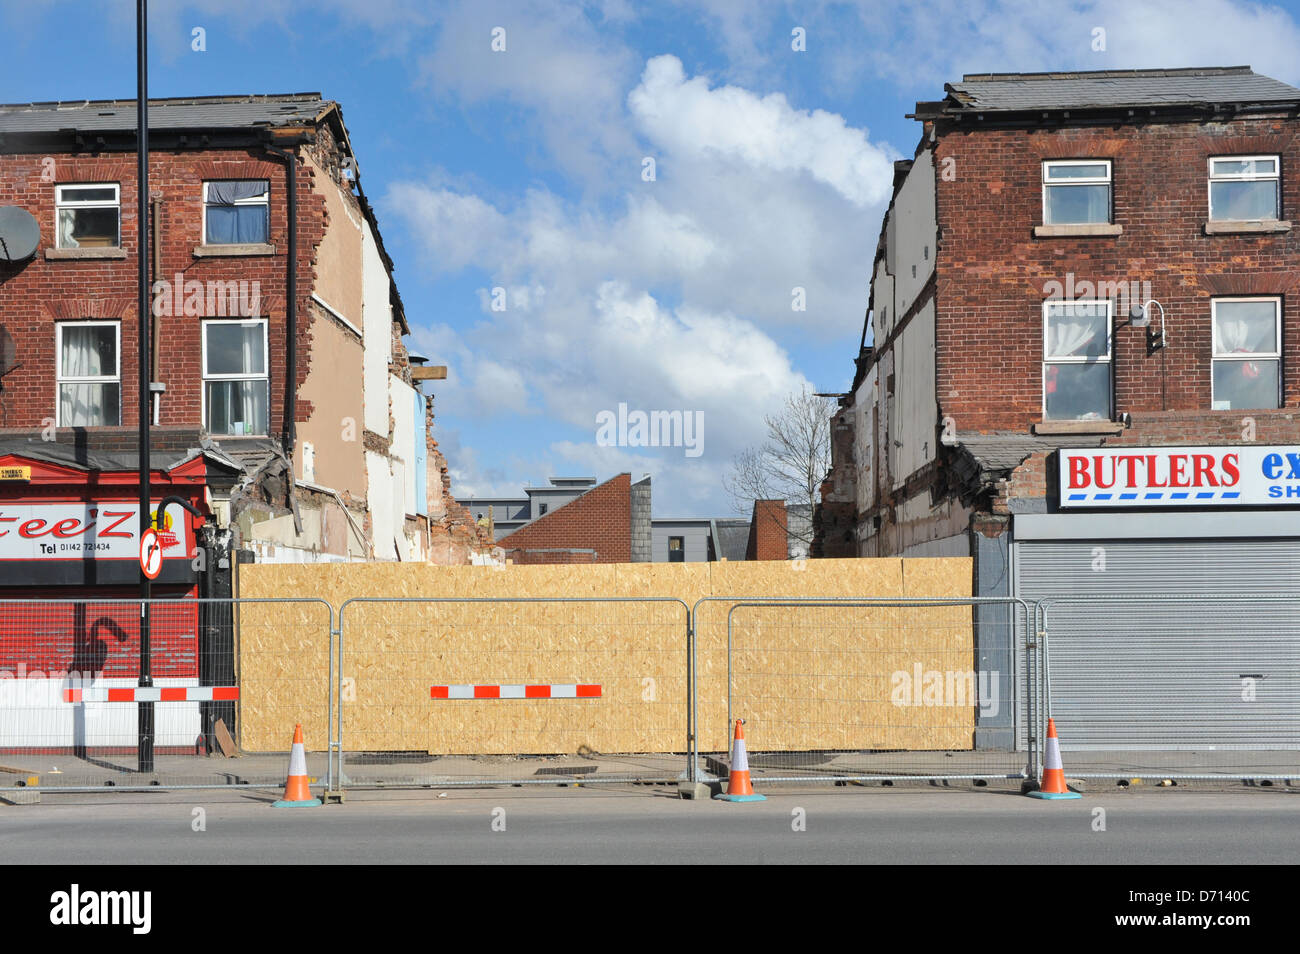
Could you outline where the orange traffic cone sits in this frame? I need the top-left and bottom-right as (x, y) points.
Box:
(272, 724), (321, 807)
(1027, 718), (1081, 800)
(713, 719), (766, 802)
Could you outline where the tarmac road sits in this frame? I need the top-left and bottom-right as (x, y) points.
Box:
(4, 785), (1298, 865)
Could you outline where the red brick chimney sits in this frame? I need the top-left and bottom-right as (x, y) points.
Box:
(746, 499), (789, 561)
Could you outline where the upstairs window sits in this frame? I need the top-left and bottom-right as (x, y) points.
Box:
(1212, 298), (1280, 410)
(56, 321), (120, 426)
(1208, 156), (1279, 221)
(668, 536), (685, 563)
(55, 184), (120, 248)
(1043, 300), (1111, 420)
(203, 180), (269, 244)
(202, 319), (268, 435)
(1042, 160), (1111, 225)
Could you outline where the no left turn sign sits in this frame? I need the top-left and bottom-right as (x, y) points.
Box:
(140, 527), (163, 580)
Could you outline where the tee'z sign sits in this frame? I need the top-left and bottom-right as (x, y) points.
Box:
(0, 503), (190, 560)
(1059, 446), (1300, 507)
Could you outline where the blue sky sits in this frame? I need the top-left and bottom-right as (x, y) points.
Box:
(5, 0), (1300, 516)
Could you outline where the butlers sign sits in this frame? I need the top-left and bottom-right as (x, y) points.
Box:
(1058, 446), (1300, 507)
(0, 503), (190, 561)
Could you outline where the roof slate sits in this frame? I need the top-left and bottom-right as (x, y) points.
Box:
(955, 432), (1108, 475)
(0, 94), (327, 134)
(0, 438), (245, 474)
(945, 67), (1300, 112)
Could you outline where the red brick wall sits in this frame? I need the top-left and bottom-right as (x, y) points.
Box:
(0, 144), (329, 437)
(498, 473), (631, 564)
(746, 499), (789, 560)
(503, 549), (599, 565)
(933, 118), (1300, 433)
(1000, 409), (1300, 510)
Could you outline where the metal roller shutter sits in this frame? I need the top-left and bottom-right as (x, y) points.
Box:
(1015, 539), (1300, 750)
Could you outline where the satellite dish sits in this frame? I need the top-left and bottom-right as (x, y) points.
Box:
(0, 206), (40, 263)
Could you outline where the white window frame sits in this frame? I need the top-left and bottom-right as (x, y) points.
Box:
(1042, 299), (1113, 420)
(201, 318), (269, 436)
(1042, 160), (1112, 225)
(201, 180), (270, 246)
(55, 320), (121, 426)
(1211, 297), (1282, 409)
(54, 183), (121, 249)
(1207, 155), (1280, 221)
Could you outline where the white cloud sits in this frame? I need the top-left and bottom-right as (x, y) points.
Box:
(386, 184), (511, 275)
(385, 52), (889, 512)
(629, 54), (896, 208)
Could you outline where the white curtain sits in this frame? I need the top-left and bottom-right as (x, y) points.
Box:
(1218, 315), (1251, 353)
(1215, 305), (1273, 354)
(236, 325), (265, 433)
(1047, 306), (1105, 359)
(207, 323), (267, 434)
(58, 210), (79, 248)
(58, 326), (112, 425)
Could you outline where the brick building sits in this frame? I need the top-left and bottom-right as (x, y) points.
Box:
(815, 67), (1300, 748)
(0, 93), (490, 591)
(464, 475), (804, 564)
(492, 474), (644, 564)
(0, 93), (493, 752)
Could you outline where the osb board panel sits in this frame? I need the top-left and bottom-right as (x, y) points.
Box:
(338, 599), (685, 753)
(612, 562), (711, 604)
(238, 558), (971, 754)
(724, 602), (976, 751)
(237, 599), (333, 753)
(694, 559), (909, 751)
(902, 558), (974, 597)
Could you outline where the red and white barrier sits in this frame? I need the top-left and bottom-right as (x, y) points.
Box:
(63, 686), (239, 703)
(430, 684), (601, 700)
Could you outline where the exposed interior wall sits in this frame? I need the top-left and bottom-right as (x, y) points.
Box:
(872, 259), (895, 344)
(364, 450), (396, 560)
(304, 150), (364, 324)
(296, 312), (366, 498)
(360, 223), (391, 437)
(855, 366), (877, 516)
(893, 299), (937, 487)
(389, 376), (418, 517)
(237, 558), (973, 754)
(892, 148), (937, 309)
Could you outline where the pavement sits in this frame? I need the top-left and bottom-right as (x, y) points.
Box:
(5, 746), (1298, 793)
(4, 786), (1299, 864)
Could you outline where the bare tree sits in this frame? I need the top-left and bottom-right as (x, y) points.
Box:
(724, 387), (836, 551)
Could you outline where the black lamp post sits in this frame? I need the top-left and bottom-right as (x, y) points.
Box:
(135, 0), (152, 773)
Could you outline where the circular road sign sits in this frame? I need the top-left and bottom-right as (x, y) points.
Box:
(140, 528), (163, 580)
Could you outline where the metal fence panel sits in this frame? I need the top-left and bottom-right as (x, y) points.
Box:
(693, 597), (1036, 784)
(0, 598), (331, 794)
(1038, 595), (1300, 779)
(335, 598), (691, 788)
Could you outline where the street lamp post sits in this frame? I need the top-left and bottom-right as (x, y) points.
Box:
(136, 0), (153, 773)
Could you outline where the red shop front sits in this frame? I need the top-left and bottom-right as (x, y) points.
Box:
(0, 447), (212, 753)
